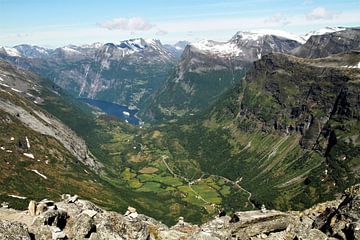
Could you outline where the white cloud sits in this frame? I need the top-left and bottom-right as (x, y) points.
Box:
(98, 17), (155, 31)
(155, 29), (168, 36)
(1, 9), (358, 47)
(306, 7), (337, 20)
(265, 13), (291, 26)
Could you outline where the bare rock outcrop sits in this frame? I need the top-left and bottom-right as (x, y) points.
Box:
(0, 219), (31, 240)
(0, 185), (359, 239)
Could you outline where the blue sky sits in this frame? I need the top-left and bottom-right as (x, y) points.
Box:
(0, 0), (359, 47)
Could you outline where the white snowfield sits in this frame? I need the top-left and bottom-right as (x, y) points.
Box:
(25, 136), (31, 149)
(80, 42), (103, 49)
(61, 46), (82, 55)
(233, 29), (305, 43)
(343, 62), (360, 69)
(8, 194), (27, 199)
(302, 27), (346, 41)
(23, 153), (35, 159)
(192, 40), (243, 57)
(190, 27), (347, 57)
(31, 170), (48, 179)
(0, 46), (22, 57)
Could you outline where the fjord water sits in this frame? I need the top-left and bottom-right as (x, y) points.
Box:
(79, 98), (141, 125)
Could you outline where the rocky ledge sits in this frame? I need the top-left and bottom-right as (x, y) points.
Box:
(0, 185), (359, 240)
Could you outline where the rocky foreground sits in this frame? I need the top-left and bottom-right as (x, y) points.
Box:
(0, 185), (359, 240)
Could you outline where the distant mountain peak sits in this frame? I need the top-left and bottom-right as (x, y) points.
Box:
(231, 29), (305, 43)
(116, 38), (161, 51)
(302, 26), (347, 41)
(0, 46), (23, 57)
(191, 39), (242, 57)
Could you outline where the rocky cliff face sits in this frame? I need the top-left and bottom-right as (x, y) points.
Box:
(201, 50), (360, 208)
(141, 44), (250, 121)
(0, 60), (159, 222)
(235, 51), (360, 150)
(294, 28), (360, 58)
(230, 31), (302, 61)
(1, 185), (359, 239)
(142, 31), (302, 122)
(0, 61), (102, 173)
(0, 39), (177, 109)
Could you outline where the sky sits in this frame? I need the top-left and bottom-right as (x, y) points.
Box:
(0, 0), (359, 47)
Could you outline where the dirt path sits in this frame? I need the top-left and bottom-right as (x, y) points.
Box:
(161, 155), (209, 204)
(161, 155), (254, 208)
(211, 175), (256, 209)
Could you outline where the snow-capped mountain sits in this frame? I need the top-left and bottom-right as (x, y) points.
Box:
(103, 38), (172, 57)
(189, 29), (302, 61)
(173, 41), (190, 51)
(142, 29), (302, 121)
(0, 38), (178, 108)
(302, 27), (346, 41)
(231, 29), (305, 43)
(94, 38), (176, 67)
(14, 44), (51, 58)
(191, 39), (243, 57)
(0, 46), (22, 57)
(295, 27), (360, 58)
(164, 41), (190, 58)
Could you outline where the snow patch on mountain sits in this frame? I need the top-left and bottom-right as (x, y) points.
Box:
(80, 42), (103, 49)
(14, 45), (51, 58)
(61, 47), (82, 55)
(192, 40), (243, 57)
(118, 38), (149, 51)
(0, 47), (22, 57)
(232, 29), (305, 43)
(303, 27), (346, 41)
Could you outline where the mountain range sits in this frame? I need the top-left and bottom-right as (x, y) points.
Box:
(0, 39), (184, 110)
(0, 26), (359, 233)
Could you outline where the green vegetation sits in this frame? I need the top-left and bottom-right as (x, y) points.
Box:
(1, 51), (359, 226)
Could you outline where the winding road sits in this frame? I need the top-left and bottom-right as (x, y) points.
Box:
(161, 155), (255, 209)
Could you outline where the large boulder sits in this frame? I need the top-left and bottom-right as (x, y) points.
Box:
(28, 200), (37, 216)
(94, 211), (149, 240)
(0, 219), (31, 240)
(312, 184), (360, 239)
(68, 213), (96, 239)
(229, 210), (298, 239)
(33, 209), (68, 229)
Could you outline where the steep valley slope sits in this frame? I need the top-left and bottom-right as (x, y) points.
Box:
(0, 27), (359, 229)
(0, 60), (255, 226)
(0, 39), (178, 109)
(141, 30), (302, 122)
(153, 49), (360, 212)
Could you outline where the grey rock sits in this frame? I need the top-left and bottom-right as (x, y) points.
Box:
(28, 200), (37, 216)
(294, 28), (360, 58)
(35, 202), (48, 215)
(33, 209), (68, 229)
(296, 229), (328, 240)
(1, 202), (9, 208)
(51, 227), (66, 240)
(67, 194), (78, 203)
(82, 209), (98, 218)
(33, 225), (52, 240)
(40, 199), (55, 207)
(68, 213), (95, 239)
(95, 211), (149, 240)
(2, 186), (360, 240)
(0, 219), (31, 240)
(350, 221), (360, 240)
(230, 211), (296, 239)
